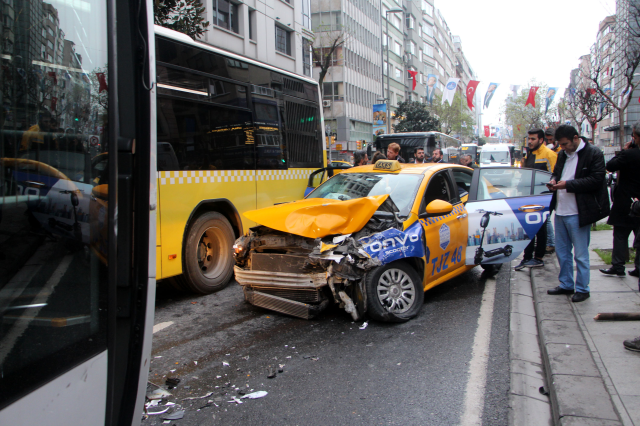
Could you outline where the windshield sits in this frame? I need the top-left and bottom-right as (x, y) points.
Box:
(480, 151), (510, 163)
(307, 173), (423, 216)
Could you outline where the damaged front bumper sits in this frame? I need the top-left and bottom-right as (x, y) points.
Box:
(233, 207), (407, 320)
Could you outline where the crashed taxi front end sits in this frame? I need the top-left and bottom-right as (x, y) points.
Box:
(233, 162), (428, 321)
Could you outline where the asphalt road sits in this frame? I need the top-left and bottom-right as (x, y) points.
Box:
(143, 265), (511, 426)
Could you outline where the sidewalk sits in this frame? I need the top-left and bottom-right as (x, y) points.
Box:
(524, 227), (640, 425)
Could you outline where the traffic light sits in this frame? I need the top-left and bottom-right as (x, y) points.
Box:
(356, 140), (362, 149)
(331, 135), (336, 145)
(362, 141), (367, 149)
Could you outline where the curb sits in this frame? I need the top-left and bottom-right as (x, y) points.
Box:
(529, 265), (623, 426)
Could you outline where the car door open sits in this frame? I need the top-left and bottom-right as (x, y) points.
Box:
(464, 167), (553, 266)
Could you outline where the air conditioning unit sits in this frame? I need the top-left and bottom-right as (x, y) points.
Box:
(322, 100), (332, 108)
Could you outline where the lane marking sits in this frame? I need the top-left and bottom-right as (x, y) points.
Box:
(0, 254), (74, 364)
(153, 321), (174, 334)
(460, 275), (497, 426)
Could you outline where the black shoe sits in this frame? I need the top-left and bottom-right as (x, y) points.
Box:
(547, 286), (575, 295)
(629, 269), (639, 278)
(599, 268), (625, 277)
(624, 336), (640, 352)
(514, 259), (528, 271)
(571, 292), (590, 303)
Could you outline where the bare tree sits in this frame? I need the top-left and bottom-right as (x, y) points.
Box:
(312, 28), (351, 91)
(566, 88), (612, 143)
(584, 0), (640, 148)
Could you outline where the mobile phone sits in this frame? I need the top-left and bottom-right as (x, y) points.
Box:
(546, 181), (554, 188)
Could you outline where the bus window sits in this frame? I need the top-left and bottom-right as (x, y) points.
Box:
(157, 98), (255, 170)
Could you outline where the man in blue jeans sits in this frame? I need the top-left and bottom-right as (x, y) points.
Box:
(546, 125), (610, 302)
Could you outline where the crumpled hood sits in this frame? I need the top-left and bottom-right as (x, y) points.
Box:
(243, 195), (390, 239)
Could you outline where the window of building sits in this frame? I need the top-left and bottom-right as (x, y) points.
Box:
(47, 53), (53, 62)
(409, 40), (416, 55)
(311, 11), (342, 31)
(48, 13), (54, 22)
(393, 14), (402, 29)
(42, 28), (46, 38)
(383, 33), (388, 46)
(422, 24), (433, 38)
(395, 41), (402, 55)
(406, 14), (415, 29)
(48, 27), (55, 37)
(395, 67), (401, 80)
(302, 0), (311, 29)
(47, 40), (54, 50)
(383, 60), (388, 75)
(248, 9), (255, 40)
(323, 82), (343, 101)
(275, 26), (291, 56)
(302, 38), (312, 77)
(212, 0), (239, 34)
(424, 43), (434, 57)
(422, 0), (433, 16)
(396, 94), (403, 105)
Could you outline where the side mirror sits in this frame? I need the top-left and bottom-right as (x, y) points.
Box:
(419, 200), (454, 218)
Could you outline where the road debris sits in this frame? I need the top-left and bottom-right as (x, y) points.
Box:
(267, 366), (277, 378)
(147, 388), (172, 400)
(182, 391), (214, 400)
(242, 391), (268, 399)
(222, 361), (229, 367)
(359, 321), (369, 330)
(165, 377), (180, 389)
(163, 410), (185, 420)
(278, 364), (285, 373)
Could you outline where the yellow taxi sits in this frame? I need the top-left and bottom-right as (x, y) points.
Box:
(233, 160), (553, 322)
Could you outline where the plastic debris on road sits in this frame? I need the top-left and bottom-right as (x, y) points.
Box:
(242, 391), (268, 399)
(163, 410), (185, 420)
(359, 321), (368, 330)
(222, 361), (229, 367)
(182, 391), (214, 400)
(147, 388), (172, 400)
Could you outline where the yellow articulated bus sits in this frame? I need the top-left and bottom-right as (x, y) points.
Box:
(154, 26), (326, 294)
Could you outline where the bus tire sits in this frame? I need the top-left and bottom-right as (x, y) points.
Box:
(182, 211), (235, 294)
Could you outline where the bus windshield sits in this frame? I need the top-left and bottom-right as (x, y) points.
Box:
(307, 173), (422, 216)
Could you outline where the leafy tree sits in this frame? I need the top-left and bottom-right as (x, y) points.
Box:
(393, 101), (441, 133)
(502, 81), (555, 139)
(154, 0), (209, 40)
(427, 92), (475, 139)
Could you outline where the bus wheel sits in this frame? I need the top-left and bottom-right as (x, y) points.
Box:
(182, 211), (235, 294)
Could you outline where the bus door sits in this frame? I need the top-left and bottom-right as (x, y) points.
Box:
(0, 0), (155, 425)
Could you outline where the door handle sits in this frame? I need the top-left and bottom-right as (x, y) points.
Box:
(518, 205), (544, 212)
(457, 214), (467, 219)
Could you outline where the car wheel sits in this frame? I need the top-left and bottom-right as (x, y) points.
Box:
(481, 263), (502, 275)
(182, 211), (235, 294)
(365, 261), (424, 323)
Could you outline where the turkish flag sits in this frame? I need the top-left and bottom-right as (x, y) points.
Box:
(51, 96), (57, 110)
(408, 70), (418, 91)
(96, 72), (108, 93)
(484, 126), (490, 137)
(47, 71), (57, 85)
(525, 86), (539, 107)
(586, 88), (596, 97)
(517, 124), (521, 131)
(466, 80), (480, 110)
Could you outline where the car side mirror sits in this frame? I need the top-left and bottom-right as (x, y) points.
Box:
(419, 200), (454, 218)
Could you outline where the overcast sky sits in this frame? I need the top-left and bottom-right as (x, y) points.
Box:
(435, 0), (617, 127)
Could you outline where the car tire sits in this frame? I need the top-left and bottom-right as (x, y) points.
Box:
(365, 261), (424, 323)
(182, 211), (235, 294)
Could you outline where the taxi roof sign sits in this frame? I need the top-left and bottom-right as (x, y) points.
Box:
(373, 159), (402, 171)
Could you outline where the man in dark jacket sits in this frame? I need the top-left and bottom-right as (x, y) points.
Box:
(622, 198), (640, 351)
(546, 125), (610, 303)
(600, 122), (640, 277)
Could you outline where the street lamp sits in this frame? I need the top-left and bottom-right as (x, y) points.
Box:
(384, 7), (403, 135)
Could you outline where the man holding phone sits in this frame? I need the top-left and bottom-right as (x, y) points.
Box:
(514, 128), (557, 271)
(546, 125), (610, 302)
(600, 122), (640, 278)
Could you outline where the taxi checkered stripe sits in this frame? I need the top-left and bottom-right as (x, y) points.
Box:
(157, 169), (314, 185)
(420, 204), (466, 226)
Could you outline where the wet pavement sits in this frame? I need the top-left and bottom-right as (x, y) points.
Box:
(142, 265), (511, 426)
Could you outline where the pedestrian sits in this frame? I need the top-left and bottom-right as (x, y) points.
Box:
(622, 198), (640, 350)
(386, 143), (405, 163)
(459, 154), (477, 169)
(546, 125), (610, 302)
(353, 149), (369, 166)
(515, 128), (557, 270)
(429, 148), (444, 163)
(371, 151), (386, 164)
(599, 121), (640, 278)
(412, 147), (427, 163)
(545, 127), (561, 153)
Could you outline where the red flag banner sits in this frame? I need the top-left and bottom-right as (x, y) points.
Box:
(484, 125), (490, 137)
(517, 124), (521, 131)
(51, 97), (57, 111)
(408, 70), (418, 91)
(586, 88), (596, 97)
(47, 71), (57, 85)
(96, 72), (108, 93)
(466, 80), (480, 110)
(525, 86), (539, 107)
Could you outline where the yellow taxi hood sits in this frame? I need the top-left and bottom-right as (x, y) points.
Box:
(243, 195), (390, 239)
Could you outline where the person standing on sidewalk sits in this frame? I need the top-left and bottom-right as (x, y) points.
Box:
(547, 125), (610, 303)
(514, 128), (557, 270)
(544, 128), (560, 255)
(599, 122), (640, 278)
(622, 198), (640, 350)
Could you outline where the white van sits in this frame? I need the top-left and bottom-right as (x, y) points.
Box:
(479, 144), (512, 168)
